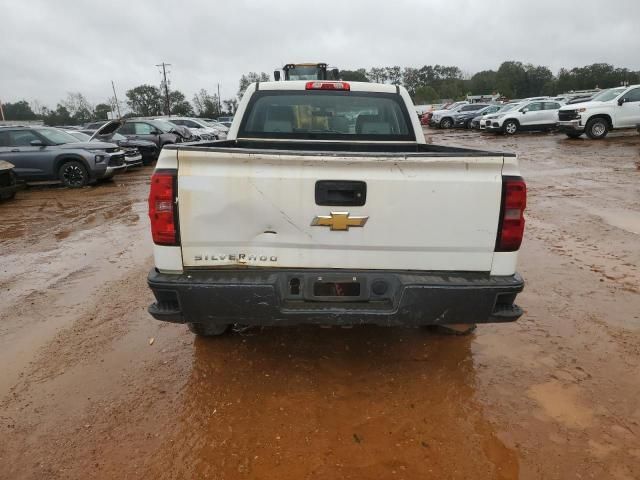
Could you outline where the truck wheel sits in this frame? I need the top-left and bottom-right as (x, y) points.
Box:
(426, 324), (477, 336)
(585, 118), (609, 139)
(0, 191), (16, 200)
(440, 118), (453, 129)
(503, 120), (518, 135)
(565, 132), (582, 139)
(58, 160), (89, 188)
(187, 322), (230, 337)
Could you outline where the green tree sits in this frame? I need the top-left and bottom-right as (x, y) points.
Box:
(413, 86), (439, 104)
(469, 70), (498, 94)
(42, 105), (73, 126)
(168, 90), (193, 116)
(2, 100), (37, 121)
(496, 61), (527, 98)
(339, 69), (369, 82)
(385, 66), (402, 85)
(192, 89), (221, 118)
(62, 92), (94, 123)
(126, 84), (163, 117)
(368, 67), (387, 83)
(402, 67), (421, 96)
(437, 81), (465, 100)
(237, 72), (270, 99)
(94, 103), (112, 120)
(523, 64), (554, 97)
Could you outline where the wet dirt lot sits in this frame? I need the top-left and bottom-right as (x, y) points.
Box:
(1, 130), (639, 480)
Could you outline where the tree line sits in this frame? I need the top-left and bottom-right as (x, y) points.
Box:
(1, 71), (271, 125)
(341, 61), (640, 103)
(2, 62), (639, 124)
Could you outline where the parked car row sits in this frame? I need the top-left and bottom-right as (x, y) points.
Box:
(0, 115), (235, 198)
(0, 125), (128, 188)
(422, 84), (640, 139)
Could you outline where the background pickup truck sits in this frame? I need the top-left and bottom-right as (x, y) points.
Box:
(557, 84), (640, 139)
(147, 80), (526, 336)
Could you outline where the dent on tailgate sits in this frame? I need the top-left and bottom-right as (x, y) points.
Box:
(176, 149), (504, 272)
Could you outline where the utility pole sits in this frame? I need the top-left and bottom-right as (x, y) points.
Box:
(217, 83), (221, 115)
(111, 80), (122, 118)
(156, 62), (172, 116)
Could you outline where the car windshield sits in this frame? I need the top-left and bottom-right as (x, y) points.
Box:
(447, 103), (464, 111)
(498, 103), (521, 113)
(97, 132), (126, 141)
(286, 66), (322, 80)
(68, 131), (91, 141)
(240, 91), (413, 141)
(591, 88), (626, 102)
(36, 128), (83, 145)
(150, 120), (175, 132)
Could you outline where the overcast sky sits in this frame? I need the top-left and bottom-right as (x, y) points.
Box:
(1, 0), (639, 109)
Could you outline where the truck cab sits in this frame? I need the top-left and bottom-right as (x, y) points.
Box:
(557, 85), (640, 139)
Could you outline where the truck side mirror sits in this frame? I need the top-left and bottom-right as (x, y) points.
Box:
(617, 98), (625, 106)
(274, 71), (280, 81)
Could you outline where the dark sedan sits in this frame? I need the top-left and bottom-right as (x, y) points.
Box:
(79, 130), (158, 165)
(454, 104), (502, 129)
(117, 119), (184, 149)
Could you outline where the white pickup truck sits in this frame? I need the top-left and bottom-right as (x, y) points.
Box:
(557, 84), (640, 139)
(147, 80), (526, 336)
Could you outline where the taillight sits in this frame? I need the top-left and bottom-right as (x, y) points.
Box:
(149, 170), (179, 246)
(496, 177), (526, 252)
(305, 81), (350, 91)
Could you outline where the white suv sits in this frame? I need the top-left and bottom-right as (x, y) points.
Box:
(483, 100), (563, 135)
(557, 85), (640, 139)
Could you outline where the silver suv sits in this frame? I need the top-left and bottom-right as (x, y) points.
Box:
(0, 126), (125, 187)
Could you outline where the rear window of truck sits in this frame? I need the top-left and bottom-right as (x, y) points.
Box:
(238, 91), (415, 141)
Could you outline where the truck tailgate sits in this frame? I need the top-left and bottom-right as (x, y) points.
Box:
(177, 149), (504, 271)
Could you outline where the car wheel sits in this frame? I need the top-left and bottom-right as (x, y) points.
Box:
(0, 191), (16, 200)
(503, 120), (518, 135)
(440, 118), (453, 129)
(58, 160), (89, 188)
(565, 132), (582, 139)
(187, 322), (230, 337)
(465, 119), (473, 129)
(585, 117), (609, 139)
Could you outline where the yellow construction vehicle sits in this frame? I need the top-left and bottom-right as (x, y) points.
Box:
(274, 63), (339, 81)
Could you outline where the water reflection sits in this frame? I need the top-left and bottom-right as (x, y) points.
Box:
(148, 326), (519, 479)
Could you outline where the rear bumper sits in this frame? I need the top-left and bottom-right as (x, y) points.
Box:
(147, 268), (524, 327)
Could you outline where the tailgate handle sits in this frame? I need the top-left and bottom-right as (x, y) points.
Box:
(315, 180), (366, 206)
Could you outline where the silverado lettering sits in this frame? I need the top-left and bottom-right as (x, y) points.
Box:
(193, 254), (278, 262)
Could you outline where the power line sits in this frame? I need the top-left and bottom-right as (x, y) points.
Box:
(111, 80), (121, 118)
(156, 62), (172, 115)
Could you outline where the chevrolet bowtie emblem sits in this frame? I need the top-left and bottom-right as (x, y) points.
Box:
(311, 212), (369, 231)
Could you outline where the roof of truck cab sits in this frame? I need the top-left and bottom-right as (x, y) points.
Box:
(255, 80), (400, 94)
